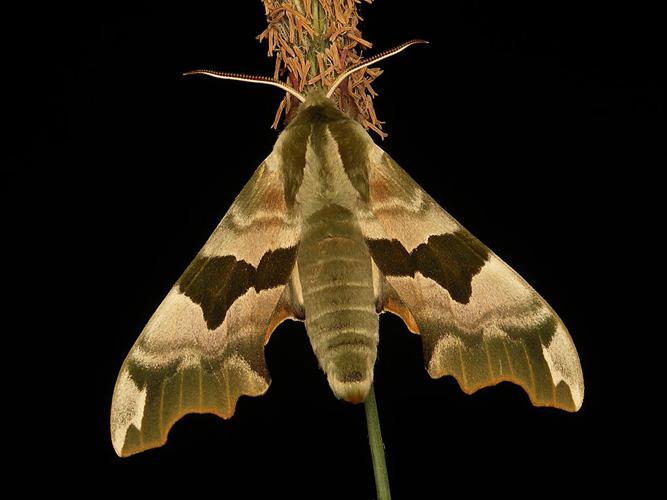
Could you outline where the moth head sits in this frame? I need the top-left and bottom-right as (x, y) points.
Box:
(299, 89), (331, 108)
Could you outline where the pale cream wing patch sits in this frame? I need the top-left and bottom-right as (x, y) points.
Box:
(201, 153), (299, 267)
(360, 146), (460, 251)
(362, 146), (584, 412)
(111, 154), (303, 457)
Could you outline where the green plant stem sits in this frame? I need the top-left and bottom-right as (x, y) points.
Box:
(365, 384), (391, 500)
(307, 0), (327, 87)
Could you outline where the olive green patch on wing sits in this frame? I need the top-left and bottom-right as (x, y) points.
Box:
(179, 246), (297, 330)
(413, 233), (487, 303)
(367, 230), (488, 304)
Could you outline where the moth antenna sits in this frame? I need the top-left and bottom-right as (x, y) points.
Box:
(326, 39), (429, 99)
(183, 70), (306, 103)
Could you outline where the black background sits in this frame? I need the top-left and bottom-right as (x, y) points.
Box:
(20, 0), (662, 496)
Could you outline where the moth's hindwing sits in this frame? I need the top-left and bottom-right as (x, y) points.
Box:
(111, 154), (301, 456)
(363, 146), (584, 411)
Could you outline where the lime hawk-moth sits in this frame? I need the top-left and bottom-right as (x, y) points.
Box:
(111, 37), (584, 456)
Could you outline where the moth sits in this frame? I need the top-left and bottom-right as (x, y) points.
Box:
(111, 40), (584, 457)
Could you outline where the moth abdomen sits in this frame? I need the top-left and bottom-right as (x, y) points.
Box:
(297, 204), (379, 403)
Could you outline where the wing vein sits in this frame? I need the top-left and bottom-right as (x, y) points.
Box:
(178, 370), (184, 412)
(198, 365), (203, 407)
(522, 343), (536, 393)
(482, 337), (494, 380)
(159, 380), (166, 436)
(457, 344), (468, 388)
(502, 342), (515, 378)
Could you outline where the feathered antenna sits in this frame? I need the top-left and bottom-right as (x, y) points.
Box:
(326, 39), (428, 97)
(182, 70), (306, 102)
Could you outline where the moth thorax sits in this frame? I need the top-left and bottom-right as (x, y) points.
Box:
(297, 204), (379, 403)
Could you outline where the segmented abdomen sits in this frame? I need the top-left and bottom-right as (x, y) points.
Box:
(297, 204), (378, 403)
